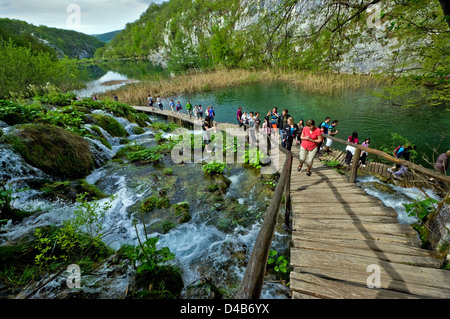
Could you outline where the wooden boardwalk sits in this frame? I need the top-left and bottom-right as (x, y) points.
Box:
(133, 107), (449, 299)
(286, 152), (450, 299)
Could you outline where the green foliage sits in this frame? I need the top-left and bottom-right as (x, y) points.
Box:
(127, 138), (179, 163)
(0, 181), (29, 218)
(404, 197), (439, 221)
(124, 220), (182, 299)
(202, 161), (227, 175)
(0, 39), (83, 99)
(171, 202), (191, 223)
(267, 249), (290, 282)
(404, 197), (440, 248)
(34, 193), (115, 269)
(242, 147), (267, 169)
(140, 196), (171, 213)
(0, 100), (43, 125)
(151, 121), (179, 132)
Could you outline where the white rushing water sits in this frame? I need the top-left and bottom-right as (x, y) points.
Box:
(356, 175), (442, 225)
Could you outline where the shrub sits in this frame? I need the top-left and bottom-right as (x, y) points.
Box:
(202, 162), (227, 175)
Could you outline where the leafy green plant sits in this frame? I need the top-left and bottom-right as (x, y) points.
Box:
(267, 249), (290, 282)
(33, 193), (116, 268)
(202, 161), (227, 175)
(268, 250), (289, 273)
(123, 219), (182, 298)
(404, 197), (440, 249)
(0, 181), (29, 217)
(404, 197), (439, 221)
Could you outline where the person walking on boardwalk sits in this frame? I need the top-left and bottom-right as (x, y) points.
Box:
(317, 117), (330, 152)
(186, 101), (193, 118)
(429, 150), (450, 182)
(193, 105), (199, 119)
(208, 106), (216, 125)
(237, 107), (243, 128)
(297, 119), (323, 176)
(148, 94), (153, 109)
(296, 119), (304, 145)
(388, 144), (415, 180)
(176, 101), (182, 113)
(254, 112), (261, 131)
(282, 117), (299, 152)
(360, 138), (370, 167)
(157, 96), (163, 111)
(279, 109), (292, 148)
(269, 107), (279, 130)
(345, 131), (359, 165)
(169, 99), (175, 112)
(323, 120), (338, 153)
(198, 105), (204, 119)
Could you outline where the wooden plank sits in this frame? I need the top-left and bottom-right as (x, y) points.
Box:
(290, 272), (420, 299)
(291, 291), (320, 299)
(294, 219), (419, 237)
(290, 250), (450, 291)
(292, 203), (398, 214)
(291, 241), (441, 268)
(291, 229), (421, 246)
(294, 213), (398, 223)
(291, 235), (436, 258)
(291, 195), (380, 204)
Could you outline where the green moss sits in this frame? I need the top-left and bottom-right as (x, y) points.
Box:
(33, 179), (107, 203)
(132, 126), (145, 135)
(87, 113), (129, 137)
(140, 196), (170, 213)
(171, 202), (191, 223)
(1, 124), (95, 180)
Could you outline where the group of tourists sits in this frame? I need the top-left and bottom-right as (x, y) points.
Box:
(147, 94), (216, 121)
(144, 96), (448, 181)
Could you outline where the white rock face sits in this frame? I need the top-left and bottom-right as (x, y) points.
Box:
(146, 0), (427, 75)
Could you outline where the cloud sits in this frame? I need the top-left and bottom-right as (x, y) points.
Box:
(0, 0), (163, 34)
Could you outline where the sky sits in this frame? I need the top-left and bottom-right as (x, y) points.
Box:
(0, 0), (165, 35)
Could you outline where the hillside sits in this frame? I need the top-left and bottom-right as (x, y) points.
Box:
(92, 30), (121, 43)
(96, 0), (449, 76)
(0, 18), (105, 59)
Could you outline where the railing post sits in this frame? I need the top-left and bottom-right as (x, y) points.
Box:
(235, 152), (292, 299)
(284, 152), (292, 230)
(349, 148), (361, 183)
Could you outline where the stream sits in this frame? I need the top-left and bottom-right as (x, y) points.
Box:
(1, 64), (446, 299)
(0, 111), (290, 299)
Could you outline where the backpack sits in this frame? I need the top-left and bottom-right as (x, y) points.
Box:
(393, 145), (403, 157)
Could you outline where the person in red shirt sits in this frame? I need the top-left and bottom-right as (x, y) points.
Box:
(297, 119), (323, 176)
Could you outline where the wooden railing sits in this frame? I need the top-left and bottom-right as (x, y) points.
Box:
(322, 134), (450, 185)
(235, 151), (293, 299)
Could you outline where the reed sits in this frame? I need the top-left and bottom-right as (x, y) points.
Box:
(99, 68), (385, 106)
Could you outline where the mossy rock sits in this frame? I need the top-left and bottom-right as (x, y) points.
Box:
(140, 196), (171, 213)
(86, 113), (129, 137)
(28, 179), (107, 203)
(132, 125), (145, 135)
(0, 124), (95, 180)
(171, 202), (191, 223)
